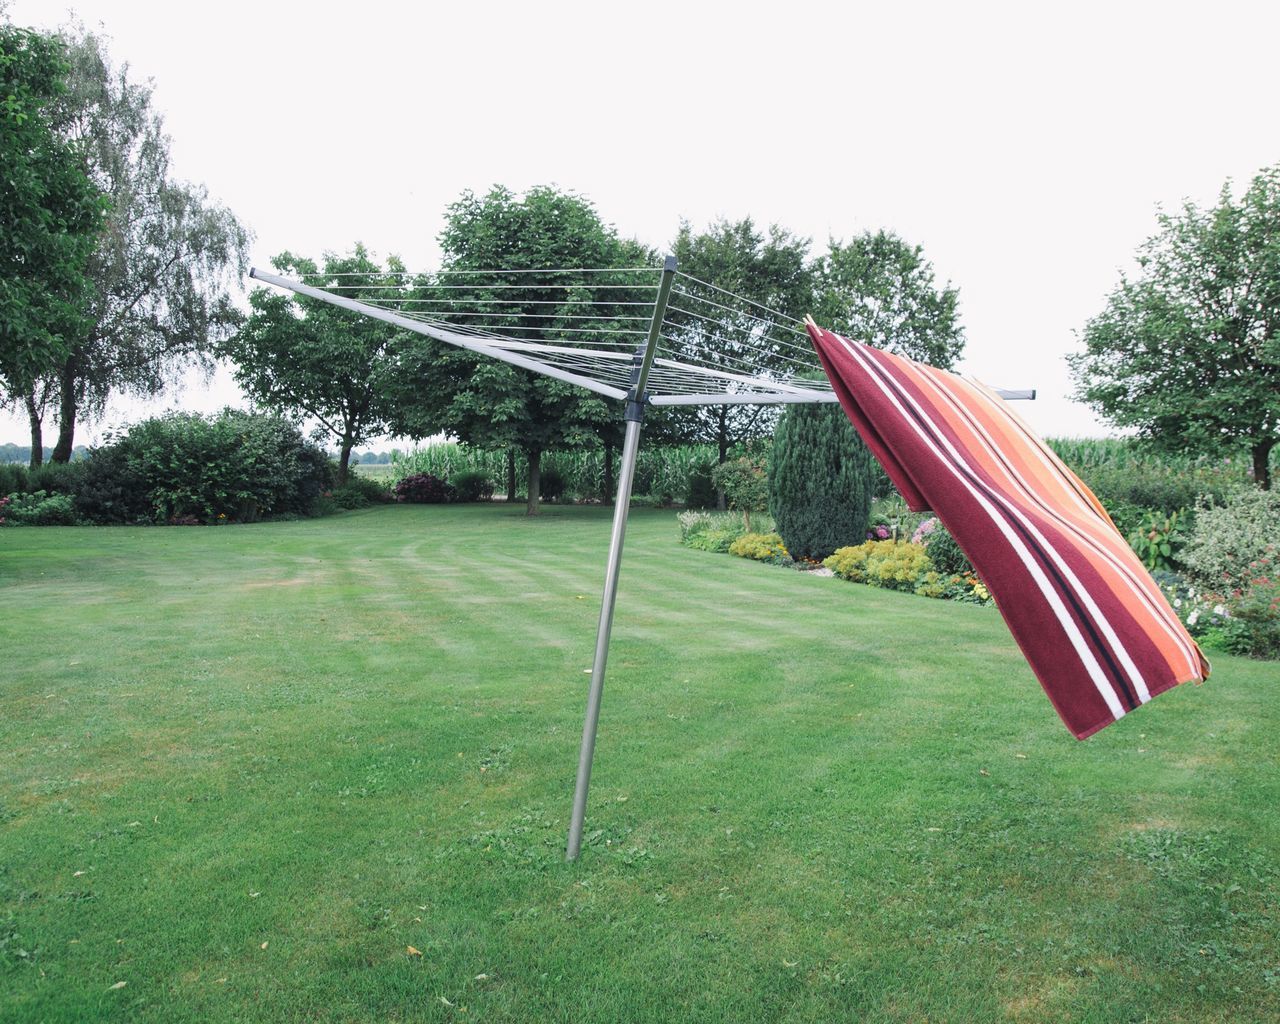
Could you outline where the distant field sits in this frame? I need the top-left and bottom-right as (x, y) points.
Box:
(351, 462), (397, 480)
(1, 506), (1276, 1023)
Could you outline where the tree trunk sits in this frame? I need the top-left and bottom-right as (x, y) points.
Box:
(716, 408), (729, 509)
(506, 449), (517, 502)
(603, 441), (614, 504)
(525, 449), (541, 516)
(1253, 439), (1275, 490)
(25, 391), (44, 469)
(337, 430), (354, 486)
(51, 359), (77, 463)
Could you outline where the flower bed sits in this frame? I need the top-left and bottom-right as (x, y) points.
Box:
(679, 497), (1277, 655)
(679, 511), (994, 608)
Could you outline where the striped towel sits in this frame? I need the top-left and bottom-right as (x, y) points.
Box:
(808, 321), (1209, 739)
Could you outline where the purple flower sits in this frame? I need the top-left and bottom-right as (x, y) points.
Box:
(912, 518), (938, 545)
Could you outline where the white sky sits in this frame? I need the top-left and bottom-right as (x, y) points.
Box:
(5, 0), (1278, 447)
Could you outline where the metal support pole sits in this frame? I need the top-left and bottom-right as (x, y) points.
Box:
(564, 413), (643, 860)
(566, 256), (676, 861)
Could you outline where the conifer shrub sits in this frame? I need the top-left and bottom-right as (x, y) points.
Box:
(768, 402), (876, 561)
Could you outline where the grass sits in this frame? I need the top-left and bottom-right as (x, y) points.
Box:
(1, 505), (1277, 1023)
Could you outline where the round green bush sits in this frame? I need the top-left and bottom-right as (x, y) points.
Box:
(394, 473), (450, 504)
(1182, 489), (1280, 594)
(539, 467), (566, 502)
(0, 463), (29, 496)
(37, 410), (332, 525)
(451, 470), (494, 503)
(333, 472), (391, 508)
(2, 491), (77, 526)
(73, 445), (148, 524)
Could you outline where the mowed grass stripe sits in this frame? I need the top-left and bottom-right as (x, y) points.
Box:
(0, 505), (1276, 1023)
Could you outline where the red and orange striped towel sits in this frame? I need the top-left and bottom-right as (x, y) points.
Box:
(809, 322), (1209, 739)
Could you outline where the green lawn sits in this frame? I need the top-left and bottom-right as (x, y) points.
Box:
(1, 506), (1276, 1023)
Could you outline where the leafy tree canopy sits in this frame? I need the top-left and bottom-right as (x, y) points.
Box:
(387, 185), (648, 514)
(0, 24), (104, 404)
(812, 229), (964, 369)
(711, 455), (768, 531)
(663, 218), (814, 462)
(25, 24), (249, 464)
(221, 246), (405, 484)
(1069, 166), (1280, 489)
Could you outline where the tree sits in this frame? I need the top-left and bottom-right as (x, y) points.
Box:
(0, 25), (104, 465)
(812, 230), (964, 369)
(387, 185), (643, 515)
(711, 456), (768, 531)
(29, 26), (249, 463)
(1069, 167), (1280, 489)
(220, 247), (406, 484)
(664, 219), (814, 466)
(768, 401), (876, 561)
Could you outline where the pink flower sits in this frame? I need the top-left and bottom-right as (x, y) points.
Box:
(912, 518), (938, 545)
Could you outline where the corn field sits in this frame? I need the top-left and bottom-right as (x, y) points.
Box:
(1044, 437), (1250, 474)
(387, 436), (1258, 507)
(391, 442), (719, 501)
